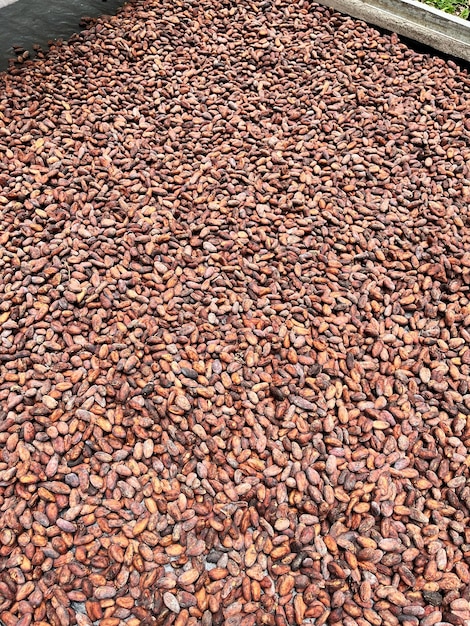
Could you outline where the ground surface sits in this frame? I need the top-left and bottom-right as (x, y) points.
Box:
(1, 1), (470, 625)
(421, 0), (469, 20)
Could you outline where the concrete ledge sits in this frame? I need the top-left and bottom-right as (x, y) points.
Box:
(319, 0), (470, 62)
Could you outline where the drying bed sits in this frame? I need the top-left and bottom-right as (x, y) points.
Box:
(0, 0), (470, 625)
(318, 0), (470, 63)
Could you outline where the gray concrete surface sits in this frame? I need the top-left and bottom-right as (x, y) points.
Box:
(320, 0), (470, 63)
